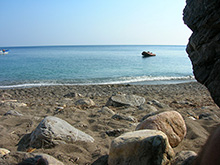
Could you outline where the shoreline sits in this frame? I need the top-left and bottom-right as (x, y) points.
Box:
(0, 77), (195, 89)
(0, 82), (219, 164)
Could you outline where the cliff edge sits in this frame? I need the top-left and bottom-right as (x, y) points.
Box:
(183, 0), (220, 107)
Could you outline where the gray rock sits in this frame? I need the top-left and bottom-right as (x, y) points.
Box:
(183, 0), (220, 107)
(18, 152), (64, 165)
(106, 94), (145, 107)
(172, 100), (193, 105)
(138, 104), (158, 112)
(92, 155), (108, 165)
(64, 92), (83, 98)
(112, 114), (137, 122)
(4, 110), (23, 116)
(98, 106), (115, 115)
(75, 98), (95, 108)
(108, 129), (174, 165)
(172, 151), (197, 165)
(0, 100), (27, 108)
(17, 116), (94, 151)
(199, 112), (212, 120)
(147, 100), (169, 109)
(106, 129), (125, 137)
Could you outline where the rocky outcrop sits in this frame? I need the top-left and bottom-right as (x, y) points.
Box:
(183, 0), (220, 107)
(108, 130), (174, 165)
(136, 111), (187, 147)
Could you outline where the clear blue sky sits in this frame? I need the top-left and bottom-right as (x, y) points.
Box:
(0, 0), (191, 47)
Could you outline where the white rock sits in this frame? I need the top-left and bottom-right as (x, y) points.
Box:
(108, 129), (174, 165)
(0, 148), (10, 157)
(18, 116), (94, 151)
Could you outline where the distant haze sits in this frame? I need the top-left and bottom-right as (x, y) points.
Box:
(0, 0), (191, 47)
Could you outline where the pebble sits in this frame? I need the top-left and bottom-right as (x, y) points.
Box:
(98, 106), (115, 115)
(199, 112), (211, 120)
(106, 129), (125, 137)
(0, 148), (10, 157)
(112, 114), (137, 122)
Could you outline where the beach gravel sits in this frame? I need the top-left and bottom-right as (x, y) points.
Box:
(0, 82), (219, 164)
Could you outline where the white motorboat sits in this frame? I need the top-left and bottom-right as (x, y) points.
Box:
(0, 49), (9, 55)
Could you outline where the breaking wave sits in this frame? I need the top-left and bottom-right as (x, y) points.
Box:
(0, 75), (195, 89)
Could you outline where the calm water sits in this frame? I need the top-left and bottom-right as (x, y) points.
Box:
(0, 45), (194, 88)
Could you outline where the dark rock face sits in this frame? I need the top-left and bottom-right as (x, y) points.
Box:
(183, 0), (220, 107)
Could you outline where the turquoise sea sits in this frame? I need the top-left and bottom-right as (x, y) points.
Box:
(0, 45), (194, 88)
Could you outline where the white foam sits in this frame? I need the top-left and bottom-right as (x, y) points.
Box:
(91, 75), (195, 85)
(0, 75), (195, 88)
(0, 83), (61, 89)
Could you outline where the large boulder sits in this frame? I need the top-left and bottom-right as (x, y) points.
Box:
(17, 116), (94, 151)
(106, 94), (145, 107)
(183, 0), (220, 107)
(108, 129), (174, 165)
(136, 111), (187, 147)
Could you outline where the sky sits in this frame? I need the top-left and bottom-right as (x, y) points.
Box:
(0, 0), (192, 47)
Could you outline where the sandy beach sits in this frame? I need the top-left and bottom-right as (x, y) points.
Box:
(0, 82), (219, 164)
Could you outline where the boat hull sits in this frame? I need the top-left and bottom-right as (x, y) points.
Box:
(0, 50), (9, 55)
(142, 51), (156, 57)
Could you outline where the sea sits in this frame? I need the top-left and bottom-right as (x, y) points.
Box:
(0, 45), (195, 89)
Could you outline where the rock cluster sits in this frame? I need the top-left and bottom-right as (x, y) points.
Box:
(183, 0), (220, 107)
(106, 94), (189, 165)
(1, 87), (214, 164)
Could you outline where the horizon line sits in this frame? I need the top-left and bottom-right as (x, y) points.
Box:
(1, 44), (187, 48)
